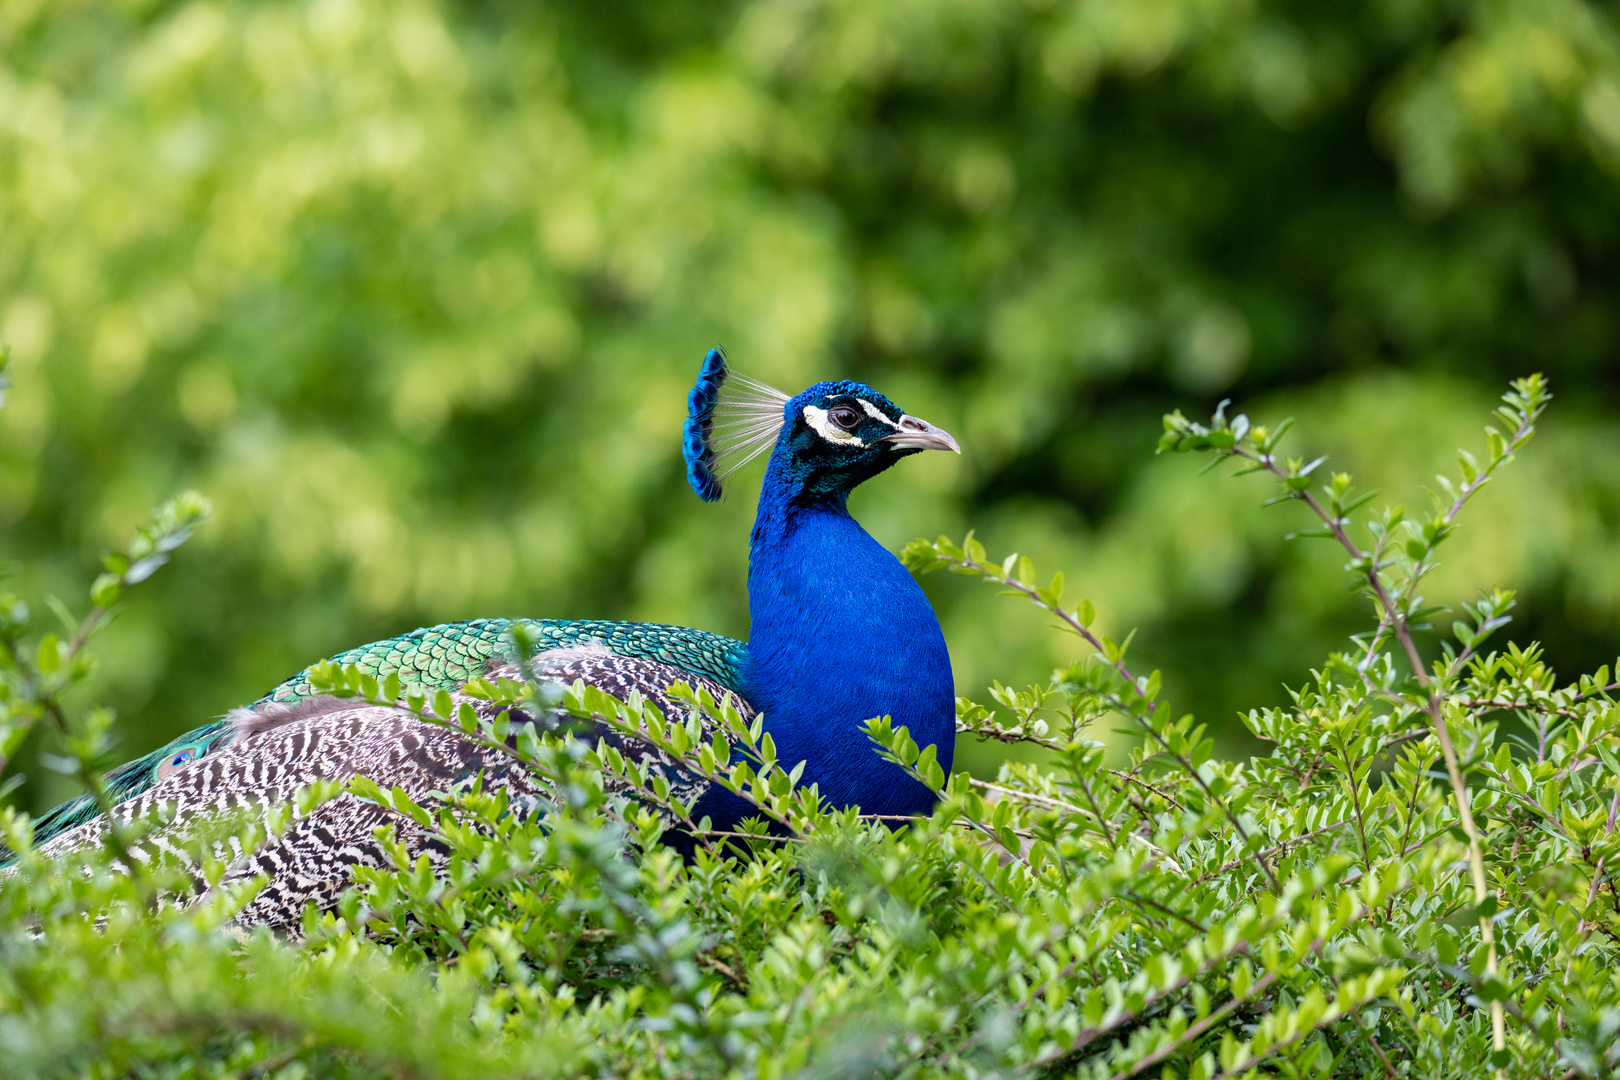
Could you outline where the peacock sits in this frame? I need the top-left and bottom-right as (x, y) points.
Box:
(3, 348), (961, 928)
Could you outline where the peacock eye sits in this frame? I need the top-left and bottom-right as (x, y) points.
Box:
(157, 747), (197, 780)
(828, 405), (861, 430)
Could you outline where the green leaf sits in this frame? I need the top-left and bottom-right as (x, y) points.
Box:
(89, 573), (121, 609)
(964, 533), (986, 565)
(122, 554), (170, 585)
(916, 745), (945, 791)
(36, 633), (60, 675)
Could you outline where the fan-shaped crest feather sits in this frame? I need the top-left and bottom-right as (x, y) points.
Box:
(683, 347), (790, 501)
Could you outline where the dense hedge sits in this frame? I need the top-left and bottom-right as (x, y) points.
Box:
(4, 373), (1618, 1078)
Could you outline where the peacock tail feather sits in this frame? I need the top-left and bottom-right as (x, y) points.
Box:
(14, 724), (235, 862)
(4, 618), (746, 864)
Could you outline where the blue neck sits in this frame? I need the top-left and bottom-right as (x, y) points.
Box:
(741, 457), (955, 818)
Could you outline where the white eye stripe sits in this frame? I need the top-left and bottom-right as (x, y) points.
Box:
(802, 405), (864, 447)
(857, 399), (896, 426)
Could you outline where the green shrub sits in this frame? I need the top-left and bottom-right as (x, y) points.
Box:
(3, 372), (1618, 1079)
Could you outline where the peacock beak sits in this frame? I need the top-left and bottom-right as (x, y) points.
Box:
(885, 414), (960, 454)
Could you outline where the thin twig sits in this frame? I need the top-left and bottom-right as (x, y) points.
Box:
(950, 554), (1281, 892)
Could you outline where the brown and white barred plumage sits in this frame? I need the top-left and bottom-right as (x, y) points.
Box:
(28, 649), (749, 931)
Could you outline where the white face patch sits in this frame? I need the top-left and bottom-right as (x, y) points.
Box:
(803, 405), (864, 447)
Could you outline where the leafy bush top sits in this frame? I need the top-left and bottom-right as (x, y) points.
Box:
(4, 372), (1619, 1079)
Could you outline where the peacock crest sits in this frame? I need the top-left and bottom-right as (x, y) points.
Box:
(682, 346), (791, 502)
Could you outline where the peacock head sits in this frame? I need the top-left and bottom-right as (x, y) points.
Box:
(684, 347), (958, 503)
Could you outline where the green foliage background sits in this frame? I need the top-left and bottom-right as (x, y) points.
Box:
(4, 0), (1620, 809)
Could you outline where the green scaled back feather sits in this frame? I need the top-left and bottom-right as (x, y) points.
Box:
(258, 618), (747, 705)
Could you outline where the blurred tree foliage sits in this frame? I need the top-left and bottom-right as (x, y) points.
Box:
(3, 0), (1620, 808)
